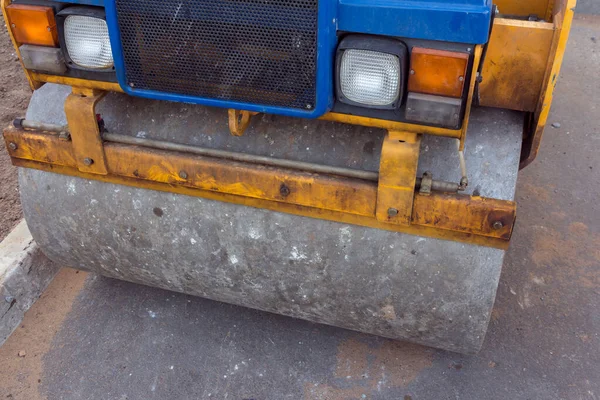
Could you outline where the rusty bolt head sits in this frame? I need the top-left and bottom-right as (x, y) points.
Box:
(492, 221), (504, 230)
(178, 170), (188, 180)
(58, 131), (71, 141)
(8, 142), (17, 151)
(279, 183), (291, 197)
(387, 208), (399, 217)
(83, 158), (94, 166)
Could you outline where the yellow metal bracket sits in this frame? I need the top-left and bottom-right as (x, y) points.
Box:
(228, 109), (258, 136)
(376, 131), (421, 226)
(64, 87), (107, 175)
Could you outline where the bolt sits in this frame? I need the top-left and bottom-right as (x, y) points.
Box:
(467, 47), (473, 52)
(178, 170), (188, 180)
(410, 69), (415, 75)
(46, 26), (52, 32)
(458, 76), (464, 82)
(306, 104), (312, 109)
(8, 142), (17, 151)
(58, 131), (71, 141)
(83, 157), (94, 166)
(11, 23), (15, 28)
(492, 221), (504, 230)
(387, 208), (399, 217)
(4, 295), (14, 304)
(279, 183), (291, 197)
(129, 82), (135, 88)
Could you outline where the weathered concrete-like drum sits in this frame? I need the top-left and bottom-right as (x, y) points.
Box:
(19, 84), (522, 353)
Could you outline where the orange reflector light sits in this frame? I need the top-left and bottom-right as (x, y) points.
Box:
(408, 48), (469, 98)
(6, 4), (58, 47)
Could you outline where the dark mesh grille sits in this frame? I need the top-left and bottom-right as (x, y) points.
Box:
(115, 0), (318, 110)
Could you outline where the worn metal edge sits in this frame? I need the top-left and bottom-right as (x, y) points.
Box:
(0, 220), (61, 347)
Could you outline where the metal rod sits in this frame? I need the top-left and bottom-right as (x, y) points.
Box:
(17, 119), (68, 133)
(457, 139), (468, 190)
(103, 133), (381, 182)
(12, 119), (460, 192)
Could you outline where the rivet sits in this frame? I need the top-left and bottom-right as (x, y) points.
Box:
(11, 23), (15, 28)
(129, 82), (135, 88)
(410, 69), (415, 75)
(492, 221), (504, 230)
(458, 76), (464, 82)
(83, 157), (94, 166)
(387, 208), (399, 217)
(178, 170), (188, 180)
(8, 142), (17, 151)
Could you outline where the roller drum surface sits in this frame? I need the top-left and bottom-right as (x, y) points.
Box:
(19, 84), (523, 353)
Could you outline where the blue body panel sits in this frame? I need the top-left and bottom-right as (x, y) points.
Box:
(51, 0), (105, 6)
(337, 0), (492, 44)
(51, 0), (491, 117)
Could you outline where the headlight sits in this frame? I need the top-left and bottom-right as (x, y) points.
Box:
(340, 50), (400, 106)
(336, 36), (407, 110)
(63, 14), (113, 70)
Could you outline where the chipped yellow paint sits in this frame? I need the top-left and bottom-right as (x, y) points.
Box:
(479, 18), (554, 112)
(4, 127), (518, 248)
(30, 72), (124, 92)
(494, 0), (553, 20)
(521, 0), (576, 168)
(375, 131), (421, 226)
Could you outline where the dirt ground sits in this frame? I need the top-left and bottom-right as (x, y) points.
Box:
(0, 23), (30, 241)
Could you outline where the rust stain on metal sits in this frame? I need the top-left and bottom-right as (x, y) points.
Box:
(3, 127), (517, 247)
(376, 131), (421, 226)
(64, 88), (108, 175)
(479, 19), (554, 112)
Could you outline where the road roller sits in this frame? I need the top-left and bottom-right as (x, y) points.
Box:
(2, 0), (574, 353)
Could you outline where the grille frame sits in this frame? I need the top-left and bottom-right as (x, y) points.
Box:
(104, 0), (335, 118)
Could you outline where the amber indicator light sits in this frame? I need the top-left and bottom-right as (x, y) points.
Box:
(408, 47), (469, 98)
(6, 4), (58, 47)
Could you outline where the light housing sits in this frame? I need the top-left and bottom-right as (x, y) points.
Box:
(336, 36), (407, 110)
(6, 4), (58, 47)
(57, 7), (113, 71)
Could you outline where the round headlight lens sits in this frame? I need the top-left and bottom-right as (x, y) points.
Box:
(64, 15), (113, 70)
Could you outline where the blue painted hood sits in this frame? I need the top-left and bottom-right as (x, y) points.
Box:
(53, 0), (493, 45)
(337, 0), (493, 44)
